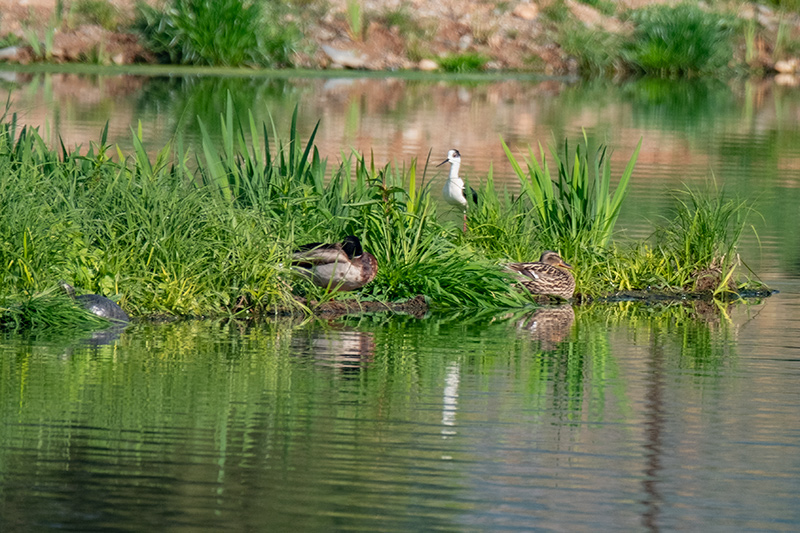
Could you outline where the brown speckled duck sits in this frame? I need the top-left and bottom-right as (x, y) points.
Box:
(292, 235), (378, 292)
(507, 251), (575, 300)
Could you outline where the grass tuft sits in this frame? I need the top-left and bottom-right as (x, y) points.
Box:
(502, 133), (642, 257)
(623, 4), (735, 76)
(437, 52), (490, 72)
(1, 290), (110, 332)
(136, 0), (299, 67)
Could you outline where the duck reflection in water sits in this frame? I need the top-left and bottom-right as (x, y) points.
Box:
(516, 304), (575, 351)
(441, 362), (460, 442)
(291, 326), (375, 378)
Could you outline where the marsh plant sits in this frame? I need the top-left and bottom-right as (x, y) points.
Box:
(194, 96), (531, 308)
(345, 0), (364, 41)
(0, 99), (761, 327)
(623, 4), (735, 76)
(136, 0), (299, 67)
(554, 2), (740, 77)
(437, 52), (490, 73)
(656, 183), (757, 292)
(23, 26), (55, 61)
(558, 23), (625, 76)
(502, 134), (642, 258)
(71, 0), (120, 31)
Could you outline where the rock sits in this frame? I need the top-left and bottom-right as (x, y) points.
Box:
(566, 0), (628, 34)
(774, 58), (799, 74)
(513, 4), (539, 21)
(418, 58), (439, 71)
(0, 46), (22, 61)
(321, 45), (367, 69)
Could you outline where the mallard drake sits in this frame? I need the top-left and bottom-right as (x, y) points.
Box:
(437, 149), (478, 232)
(506, 251), (575, 300)
(292, 235), (378, 292)
(60, 280), (130, 323)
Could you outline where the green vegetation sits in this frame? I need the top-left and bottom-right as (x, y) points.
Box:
(559, 24), (625, 77)
(462, 139), (758, 298)
(767, 0), (800, 11)
(623, 4), (735, 77)
(377, 3), (420, 34)
(346, 0), (365, 41)
(71, 0), (119, 31)
(437, 52), (490, 73)
(22, 26), (55, 61)
(501, 134), (641, 257)
(0, 290), (110, 331)
(557, 3), (738, 77)
(135, 0), (300, 67)
(0, 97), (764, 329)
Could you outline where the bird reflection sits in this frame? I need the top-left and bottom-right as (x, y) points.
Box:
(441, 362), (460, 439)
(292, 327), (375, 377)
(516, 305), (575, 350)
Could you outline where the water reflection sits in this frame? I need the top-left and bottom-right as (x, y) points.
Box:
(2, 66), (800, 528)
(68, 322), (129, 348)
(291, 323), (375, 375)
(0, 296), (798, 530)
(441, 362), (459, 440)
(515, 304), (575, 350)
(642, 336), (666, 532)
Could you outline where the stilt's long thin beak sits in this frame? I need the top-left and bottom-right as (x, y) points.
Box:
(437, 159), (449, 167)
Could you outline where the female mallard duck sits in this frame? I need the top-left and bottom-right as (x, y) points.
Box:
(506, 251), (575, 300)
(292, 235), (378, 292)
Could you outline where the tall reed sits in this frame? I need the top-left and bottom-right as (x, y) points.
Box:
(502, 133), (641, 258)
(195, 97), (530, 308)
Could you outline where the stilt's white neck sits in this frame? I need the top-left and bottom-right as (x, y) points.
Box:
(448, 159), (462, 183)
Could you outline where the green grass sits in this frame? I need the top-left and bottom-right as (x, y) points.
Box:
(558, 23), (625, 76)
(71, 0), (119, 31)
(136, 0), (300, 67)
(623, 4), (735, 77)
(0, 289), (111, 332)
(655, 182), (758, 293)
(346, 0), (364, 41)
(0, 97), (764, 328)
(552, 2), (747, 78)
(437, 52), (490, 73)
(501, 133), (642, 257)
(193, 96), (531, 307)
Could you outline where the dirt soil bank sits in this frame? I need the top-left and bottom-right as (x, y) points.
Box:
(2, 0), (799, 76)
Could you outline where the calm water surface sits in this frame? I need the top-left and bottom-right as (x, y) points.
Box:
(1, 296), (799, 531)
(2, 68), (800, 530)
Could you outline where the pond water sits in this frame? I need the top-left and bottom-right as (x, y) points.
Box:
(2, 68), (800, 530)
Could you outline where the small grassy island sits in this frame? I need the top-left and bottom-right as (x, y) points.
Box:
(0, 97), (773, 331)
